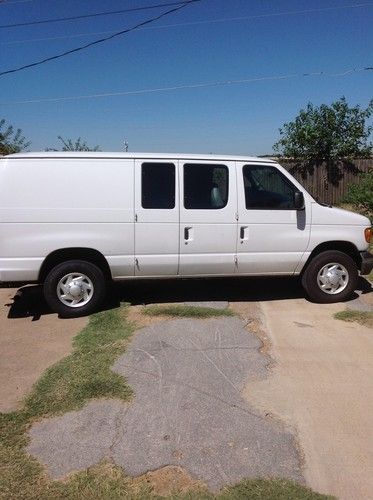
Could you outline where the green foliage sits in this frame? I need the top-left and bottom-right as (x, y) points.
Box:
(343, 169), (373, 220)
(143, 304), (235, 318)
(0, 118), (30, 155)
(274, 97), (373, 161)
(273, 98), (373, 184)
(47, 135), (101, 151)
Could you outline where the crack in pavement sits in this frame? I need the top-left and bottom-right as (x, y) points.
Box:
(108, 403), (130, 459)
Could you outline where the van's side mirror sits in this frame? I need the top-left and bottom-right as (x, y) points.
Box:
(294, 191), (305, 210)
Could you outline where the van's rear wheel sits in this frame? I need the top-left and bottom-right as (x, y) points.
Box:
(301, 250), (358, 303)
(43, 260), (106, 317)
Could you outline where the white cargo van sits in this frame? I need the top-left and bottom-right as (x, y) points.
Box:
(0, 152), (372, 317)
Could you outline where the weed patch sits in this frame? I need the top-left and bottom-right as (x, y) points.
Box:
(334, 310), (373, 328)
(143, 304), (234, 318)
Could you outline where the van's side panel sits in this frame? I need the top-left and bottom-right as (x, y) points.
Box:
(0, 158), (134, 281)
(235, 162), (311, 274)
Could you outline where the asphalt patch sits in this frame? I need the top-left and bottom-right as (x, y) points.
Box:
(27, 316), (302, 490)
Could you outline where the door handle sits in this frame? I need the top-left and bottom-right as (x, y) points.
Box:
(240, 226), (248, 241)
(184, 226), (193, 242)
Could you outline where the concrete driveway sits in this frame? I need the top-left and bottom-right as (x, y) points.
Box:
(242, 295), (373, 500)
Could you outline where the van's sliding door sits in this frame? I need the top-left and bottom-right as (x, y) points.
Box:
(178, 161), (237, 276)
(134, 160), (179, 276)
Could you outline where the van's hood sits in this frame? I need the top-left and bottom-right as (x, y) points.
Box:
(311, 202), (371, 226)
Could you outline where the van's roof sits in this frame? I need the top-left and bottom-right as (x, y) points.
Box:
(4, 152), (276, 163)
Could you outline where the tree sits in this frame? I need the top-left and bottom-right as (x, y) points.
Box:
(47, 136), (100, 151)
(0, 118), (30, 155)
(273, 97), (373, 183)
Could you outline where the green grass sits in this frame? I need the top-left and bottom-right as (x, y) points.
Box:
(334, 310), (373, 328)
(169, 478), (332, 499)
(143, 304), (235, 318)
(219, 478), (333, 499)
(0, 305), (331, 499)
(24, 308), (134, 418)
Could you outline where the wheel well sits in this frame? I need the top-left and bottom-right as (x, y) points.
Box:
(38, 248), (112, 282)
(302, 241), (361, 274)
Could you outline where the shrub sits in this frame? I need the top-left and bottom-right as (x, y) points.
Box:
(344, 169), (373, 221)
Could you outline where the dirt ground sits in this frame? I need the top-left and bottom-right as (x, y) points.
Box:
(0, 287), (87, 412)
(138, 465), (206, 496)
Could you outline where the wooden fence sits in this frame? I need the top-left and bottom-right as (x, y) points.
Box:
(280, 158), (372, 205)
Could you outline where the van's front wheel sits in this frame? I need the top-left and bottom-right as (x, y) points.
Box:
(43, 260), (106, 317)
(301, 250), (358, 303)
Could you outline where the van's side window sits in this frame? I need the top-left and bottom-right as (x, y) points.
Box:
(184, 164), (228, 209)
(141, 163), (175, 209)
(243, 165), (297, 209)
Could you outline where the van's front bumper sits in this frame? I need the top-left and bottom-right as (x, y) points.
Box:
(360, 251), (373, 275)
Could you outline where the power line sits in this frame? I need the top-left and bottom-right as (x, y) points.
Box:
(2, 66), (372, 105)
(0, 0), (201, 77)
(0, 1), (194, 29)
(3, 2), (373, 46)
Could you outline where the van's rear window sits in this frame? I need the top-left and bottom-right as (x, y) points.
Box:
(141, 162), (175, 209)
(184, 163), (228, 209)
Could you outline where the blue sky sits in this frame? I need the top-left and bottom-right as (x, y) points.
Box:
(1, 0), (372, 154)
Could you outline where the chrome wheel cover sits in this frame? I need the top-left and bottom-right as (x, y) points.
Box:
(57, 273), (94, 307)
(317, 263), (349, 295)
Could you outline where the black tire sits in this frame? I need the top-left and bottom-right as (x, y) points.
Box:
(43, 260), (106, 317)
(301, 250), (358, 303)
